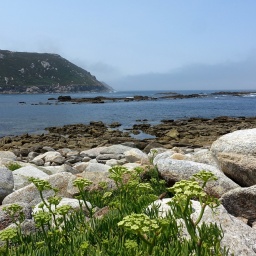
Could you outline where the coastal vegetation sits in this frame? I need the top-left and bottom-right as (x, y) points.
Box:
(6, 163), (22, 171)
(0, 162), (229, 255)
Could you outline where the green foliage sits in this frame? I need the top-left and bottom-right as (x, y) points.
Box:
(0, 165), (230, 256)
(0, 50), (107, 93)
(6, 162), (22, 171)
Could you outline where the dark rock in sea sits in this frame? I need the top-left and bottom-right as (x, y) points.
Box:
(58, 96), (72, 101)
(109, 122), (122, 128)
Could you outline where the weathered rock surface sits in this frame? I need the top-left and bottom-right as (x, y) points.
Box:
(33, 198), (92, 217)
(12, 165), (49, 190)
(2, 172), (76, 207)
(84, 163), (111, 173)
(0, 202), (32, 231)
(80, 147), (107, 158)
(211, 128), (256, 157)
(221, 186), (256, 222)
(124, 148), (149, 164)
(100, 145), (132, 155)
(0, 151), (17, 161)
(148, 199), (256, 256)
(185, 149), (219, 167)
(0, 166), (14, 203)
(217, 152), (256, 186)
(42, 164), (77, 175)
(154, 157), (240, 197)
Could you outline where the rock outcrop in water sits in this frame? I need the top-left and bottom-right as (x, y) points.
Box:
(0, 50), (112, 93)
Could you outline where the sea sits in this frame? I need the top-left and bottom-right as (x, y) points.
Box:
(0, 90), (256, 138)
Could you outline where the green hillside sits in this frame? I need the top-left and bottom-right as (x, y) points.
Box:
(0, 50), (112, 93)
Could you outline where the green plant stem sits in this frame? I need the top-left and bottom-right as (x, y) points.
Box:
(80, 192), (93, 218)
(194, 203), (206, 227)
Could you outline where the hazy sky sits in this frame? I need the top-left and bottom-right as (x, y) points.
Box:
(1, 1), (256, 91)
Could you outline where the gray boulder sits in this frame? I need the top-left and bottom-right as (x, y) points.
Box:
(105, 159), (119, 166)
(211, 128), (256, 157)
(85, 163), (111, 173)
(42, 164), (78, 175)
(0, 151), (17, 161)
(33, 197), (92, 217)
(148, 199), (256, 256)
(152, 150), (177, 163)
(80, 146), (107, 158)
(221, 185), (256, 221)
(217, 152), (256, 186)
(57, 148), (72, 157)
(122, 163), (142, 170)
(44, 152), (65, 164)
(67, 171), (115, 196)
(185, 149), (219, 168)
(100, 145), (132, 155)
(124, 148), (149, 164)
(13, 165), (49, 190)
(154, 158), (239, 197)
(2, 172), (76, 207)
(0, 166), (14, 203)
(96, 153), (124, 164)
(0, 202), (32, 231)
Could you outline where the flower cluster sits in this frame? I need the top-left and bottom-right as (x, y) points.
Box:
(118, 213), (159, 233)
(168, 180), (206, 199)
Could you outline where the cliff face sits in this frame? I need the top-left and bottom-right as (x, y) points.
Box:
(0, 50), (112, 93)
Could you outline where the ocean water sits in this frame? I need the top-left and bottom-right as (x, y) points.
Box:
(0, 90), (256, 138)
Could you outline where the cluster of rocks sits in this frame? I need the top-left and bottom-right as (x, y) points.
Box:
(0, 128), (256, 255)
(55, 91), (256, 102)
(57, 95), (156, 103)
(1, 117), (256, 155)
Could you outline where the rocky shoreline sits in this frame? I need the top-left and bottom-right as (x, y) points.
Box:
(1, 116), (256, 156)
(0, 126), (256, 254)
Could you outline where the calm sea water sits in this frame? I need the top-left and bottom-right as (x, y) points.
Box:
(0, 90), (256, 137)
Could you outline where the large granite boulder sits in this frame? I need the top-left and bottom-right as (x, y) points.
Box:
(0, 166), (14, 203)
(147, 199), (256, 256)
(13, 165), (49, 190)
(2, 172), (76, 207)
(42, 164), (78, 175)
(68, 171), (116, 196)
(0, 202), (32, 231)
(124, 148), (149, 164)
(211, 128), (256, 156)
(221, 186), (256, 222)
(154, 157), (239, 198)
(185, 149), (219, 168)
(33, 198), (92, 217)
(100, 145), (132, 155)
(0, 151), (17, 161)
(84, 163), (111, 173)
(80, 147), (107, 158)
(217, 153), (256, 186)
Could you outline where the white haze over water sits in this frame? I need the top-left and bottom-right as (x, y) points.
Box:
(1, 1), (256, 91)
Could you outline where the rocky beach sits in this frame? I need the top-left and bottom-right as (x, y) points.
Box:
(0, 115), (256, 254)
(1, 116), (256, 154)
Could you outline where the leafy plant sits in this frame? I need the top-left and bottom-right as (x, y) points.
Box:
(0, 165), (231, 256)
(6, 162), (22, 171)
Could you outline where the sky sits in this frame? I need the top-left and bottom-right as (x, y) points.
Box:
(1, 1), (256, 91)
